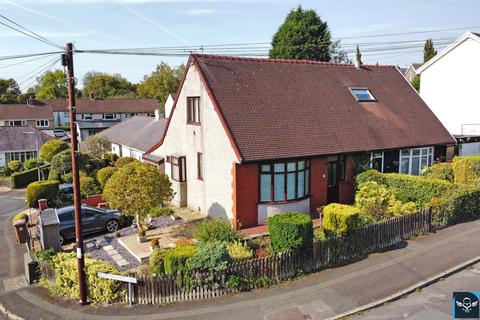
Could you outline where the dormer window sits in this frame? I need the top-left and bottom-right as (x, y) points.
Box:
(350, 88), (376, 102)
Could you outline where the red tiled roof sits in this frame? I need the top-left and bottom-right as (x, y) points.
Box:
(0, 104), (53, 120)
(41, 98), (159, 113)
(191, 54), (454, 162)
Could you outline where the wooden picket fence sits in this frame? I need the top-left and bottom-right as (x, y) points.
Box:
(118, 208), (432, 304)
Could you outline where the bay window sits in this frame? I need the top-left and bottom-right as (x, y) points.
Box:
(399, 147), (434, 175)
(260, 159), (310, 203)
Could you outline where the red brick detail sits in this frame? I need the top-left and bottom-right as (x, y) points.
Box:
(310, 157), (328, 210)
(339, 154), (355, 204)
(232, 162), (259, 228)
(81, 194), (105, 207)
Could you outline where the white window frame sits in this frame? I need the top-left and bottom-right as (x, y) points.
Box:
(63, 111), (70, 117)
(349, 87), (376, 102)
(36, 119), (49, 128)
(370, 151), (384, 173)
(103, 113), (118, 120)
(81, 113), (93, 120)
(399, 147), (434, 175)
(7, 120), (27, 126)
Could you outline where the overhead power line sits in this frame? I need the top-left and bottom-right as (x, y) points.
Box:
(0, 53), (59, 70)
(0, 51), (63, 61)
(19, 57), (61, 90)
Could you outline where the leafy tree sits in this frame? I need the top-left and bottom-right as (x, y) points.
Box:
(136, 63), (184, 106)
(269, 6), (332, 61)
(80, 176), (101, 197)
(39, 140), (69, 162)
(82, 71), (135, 99)
(411, 75), (421, 92)
(84, 135), (111, 159)
(355, 45), (362, 64)
(35, 70), (68, 99)
(0, 78), (20, 103)
(423, 39), (437, 63)
(103, 162), (174, 227)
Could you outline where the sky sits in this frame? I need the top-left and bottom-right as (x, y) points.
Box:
(0, 0), (478, 91)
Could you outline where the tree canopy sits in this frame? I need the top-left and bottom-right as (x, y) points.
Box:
(269, 6), (335, 62)
(0, 78), (21, 103)
(39, 140), (69, 162)
(423, 39), (437, 63)
(84, 135), (111, 159)
(136, 62), (184, 106)
(82, 71), (135, 99)
(35, 69), (68, 99)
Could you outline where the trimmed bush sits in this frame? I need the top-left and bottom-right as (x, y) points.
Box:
(114, 157), (138, 168)
(355, 181), (392, 220)
(39, 140), (68, 162)
(422, 162), (454, 182)
(453, 155), (480, 185)
(164, 245), (197, 275)
(267, 212), (313, 253)
(187, 241), (231, 272)
(0, 166), (12, 177)
(193, 218), (240, 243)
(150, 207), (172, 218)
(24, 158), (44, 170)
(10, 164), (50, 188)
(80, 176), (101, 198)
(149, 248), (167, 275)
(103, 152), (119, 166)
(61, 173), (73, 183)
(355, 169), (385, 187)
(7, 160), (22, 172)
(323, 204), (361, 236)
(96, 166), (117, 188)
(44, 252), (122, 304)
(431, 185), (480, 225)
(12, 212), (28, 222)
(228, 242), (253, 261)
(26, 180), (59, 208)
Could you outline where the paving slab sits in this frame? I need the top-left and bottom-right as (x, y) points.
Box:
(103, 245), (114, 251)
(116, 259), (128, 267)
(3, 276), (27, 292)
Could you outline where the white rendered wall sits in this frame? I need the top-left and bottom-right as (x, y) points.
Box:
(150, 65), (239, 220)
(257, 198), (311, 225)
(111, 144), (121, 157)
(420, 38), (480, 136)
(164, 95), (174, 118)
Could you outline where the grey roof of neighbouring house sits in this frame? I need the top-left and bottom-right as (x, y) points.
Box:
(0, 126), (52, 152)
(98, 116), (168, 152)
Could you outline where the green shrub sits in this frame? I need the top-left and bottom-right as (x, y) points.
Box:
(96, 167), (117, 188)
(386, 199), (417, 217)
(323, 204), (361, 236)
(7, 160), (23, 172)
(453, 155), (480, 185)
(114, 157), (138, 168)
(150, 207), (172, 218)
(61, 173), (73, 183)
(193, 218), (240, 243)
(228, 242), (253, 261)
(355, 169), (385, 187)
(10, 164), (50, 188)
(103, 152), (119, 166)
(26, 180), (59, 208)
(39, 140), (69, 162)
(24, 158), (44, 170)
(45, 252), (122, 304)
(0, 166), (12, 177)
(164, 245), (197, 274)
(35, 248), (55, 264)
(431, 185), (480, 225)
(12, 212), (28, 222)
(355, 181), (392, 220)
(187, 241), (231, 272)
(422, 162), (454, 182)
(80, 176), (101, 197)
(267, 212), (313, 253)
(149, 248), (167, 275)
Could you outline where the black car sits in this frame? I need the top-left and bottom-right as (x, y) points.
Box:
(57, 205), (125, 245)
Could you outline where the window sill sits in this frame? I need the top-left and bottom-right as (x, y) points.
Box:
(187, 122), (202, 126)
(258, 195), (311, 205)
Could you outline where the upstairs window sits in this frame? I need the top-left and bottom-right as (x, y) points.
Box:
(350, 88), (376, 102)
(7, 120), (26, 126)
(82, 113), (93, 120)
(103, 113), (117, 120)
(36, 119), (49, 128)
(187, 97), (201, 124)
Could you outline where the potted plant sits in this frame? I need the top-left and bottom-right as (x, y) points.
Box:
(150, 238), (159, 252)
(137, 228), (147, 243)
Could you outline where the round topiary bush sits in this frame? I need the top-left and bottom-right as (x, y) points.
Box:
(39, 140), (69, 162)
(323, 203), (361, 236)
(114, 157), (138, 168)
(26, 180), (59, 208)
(24, 158), (44, 170)
(7, 160), (23, 173)
(267, 212), (313, 253)
(80, 176), (101, 198)
(96, 166), (117, 188)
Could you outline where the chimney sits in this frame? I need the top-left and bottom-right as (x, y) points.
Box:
(38, 199), (48, 211)
(89, 92), (95, 100)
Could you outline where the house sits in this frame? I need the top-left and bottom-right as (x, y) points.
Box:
(164, 93), (175, 118)
(146, 54), (454, 228)
(97, 111), (167, 168)
(0, 100), (54, 132)
(403, 63), (423, 82)
(0, 126), (52, 167)
(416, 31), (480, 156)
(44, 97), (159, 141)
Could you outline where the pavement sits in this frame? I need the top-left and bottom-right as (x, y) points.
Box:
(1, 185), (480, 319)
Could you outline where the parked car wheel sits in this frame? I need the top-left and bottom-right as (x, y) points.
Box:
(59, 234), (65, 246)
(106, 220), (119, 233)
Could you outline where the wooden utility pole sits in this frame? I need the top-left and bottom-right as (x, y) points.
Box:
(65, 42), (88, 305)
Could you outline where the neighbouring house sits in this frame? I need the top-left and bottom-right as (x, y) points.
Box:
(97, 111), (167, 169)
(0, 126), (52, 167)
(44, 96), (159, 141)
(416, 31), (480, 156)
(146, 54), (454, 228)
(0, 100), (54, 132)
(164, 93), (175, 118)
(403, 63), (423, 82)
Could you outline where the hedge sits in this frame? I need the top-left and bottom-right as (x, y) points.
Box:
(431, 185), (480, 225)
(26, 180), (59, 208)
(193, 218), (240, 243)
(453, 155), (480, 185)
(323, 203), (361, 236)
(7, 160), (23, 172)
(187, 241), (231, 272)
(10, 164), (50, 188)
(422, 162), (454, 182)
(164, 245), (197, 275)
(96, 166), (117, 188)
(114, 157), (138, 168)
(267, 212), (313, 253)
